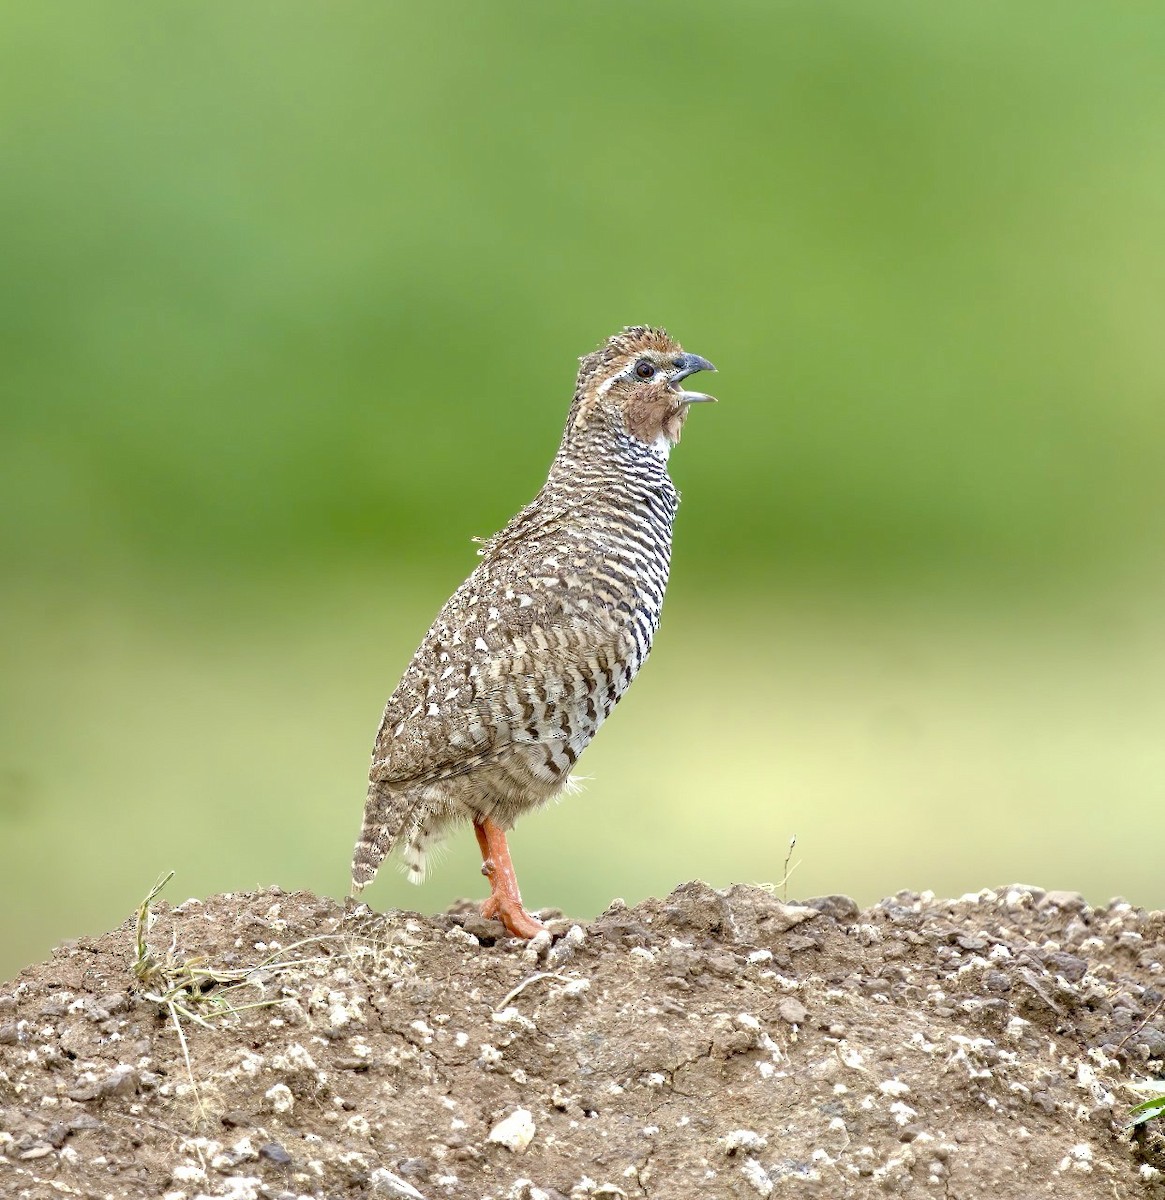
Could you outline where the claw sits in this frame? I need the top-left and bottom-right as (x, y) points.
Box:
(482, 893), (545, 939)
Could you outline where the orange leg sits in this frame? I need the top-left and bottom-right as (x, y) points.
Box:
(473, 818), (545, 939)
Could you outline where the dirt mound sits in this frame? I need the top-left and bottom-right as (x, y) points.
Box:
(1, 882), (1164, 1198)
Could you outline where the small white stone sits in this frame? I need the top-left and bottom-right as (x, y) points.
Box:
(218, 1178), (262, 1200)
(230, 1137), (257, 1162)
(492, 1006), (536, 1030)
(721, 1129), (768, 1154)
(271, 1042), (317, 1072)
(739, 1156), (773, 1196)
(264, 1082), (294, 1114)
(236, 1050), (264, 1076)
(508, 1180), (552, 1200)
(370, 1168), (427, 1198)
(488, 1108), (536, 1152)
(879, 1079), (911, 1097)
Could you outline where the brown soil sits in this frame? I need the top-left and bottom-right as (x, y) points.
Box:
(2, 882), (1164, 1199)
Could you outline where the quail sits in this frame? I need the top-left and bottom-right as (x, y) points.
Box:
(351, 326), (716, 938)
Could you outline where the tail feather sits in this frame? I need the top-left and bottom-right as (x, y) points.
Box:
(399, 804), (455, 885)
(351, 779), (410, 891)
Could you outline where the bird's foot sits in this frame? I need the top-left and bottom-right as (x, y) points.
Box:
(473, 817), (546, 940)
(480, 893), (546, 939)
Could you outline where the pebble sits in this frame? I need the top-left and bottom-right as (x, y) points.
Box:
(1046, 952), (1088, 983)
(369, 1166), (427, 1195)
(100, 1065), (139, 1097)
(739, 1156), (774, 1196)
(264, 1083), (294, 1114)
(721, 1129), (768, 1154)
(778, 998), (809, 1025)
(805, 895), (860, 921)
(488, 1108), (536, 1152)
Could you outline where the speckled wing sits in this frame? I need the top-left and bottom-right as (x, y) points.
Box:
(368, 514), (624, 791)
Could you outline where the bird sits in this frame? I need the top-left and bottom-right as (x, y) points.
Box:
(351, 326), (717, 938)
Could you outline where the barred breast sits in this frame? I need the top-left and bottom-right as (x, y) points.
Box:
(362, 433), (678, 878)
(351, 323), (715, 910)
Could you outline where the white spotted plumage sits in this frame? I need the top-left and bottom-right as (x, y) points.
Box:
(351, 326), (716, 892)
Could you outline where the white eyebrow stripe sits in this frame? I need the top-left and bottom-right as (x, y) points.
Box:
(596, 371), (623, 396)
(596, 356), (663, 394)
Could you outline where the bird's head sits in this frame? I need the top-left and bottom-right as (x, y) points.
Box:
(568, 326), (716, 453)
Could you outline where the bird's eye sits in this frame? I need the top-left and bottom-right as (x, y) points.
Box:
(634, 360), (656, 380)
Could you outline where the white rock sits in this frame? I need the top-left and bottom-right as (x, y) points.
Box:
(171, 1163), (206, 1183)
(879, 1079), (911, 1097)
(370, 1168), (427, 1198)
(264, 1082), (294, 1114)
(1058, 1142), (1094, 1173)
(493, 1006), (536, 1030)
(489, 1108), (536, 1152)
(509, 1180), (552, 1200)
(270, 1043), (317, 1072)
(721, 1129), (768, 1154)
(211, 1178), (262, 1200)
(346, 1113), (371, 1137)
(739, 1156), (773, 1196)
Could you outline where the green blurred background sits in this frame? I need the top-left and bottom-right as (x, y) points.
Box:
(3, 2), (1165, 981)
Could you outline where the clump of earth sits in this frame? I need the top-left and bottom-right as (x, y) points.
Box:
(2, 881), (1164, 1198)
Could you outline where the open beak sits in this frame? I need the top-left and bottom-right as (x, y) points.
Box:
(670, 352), (717, 405)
